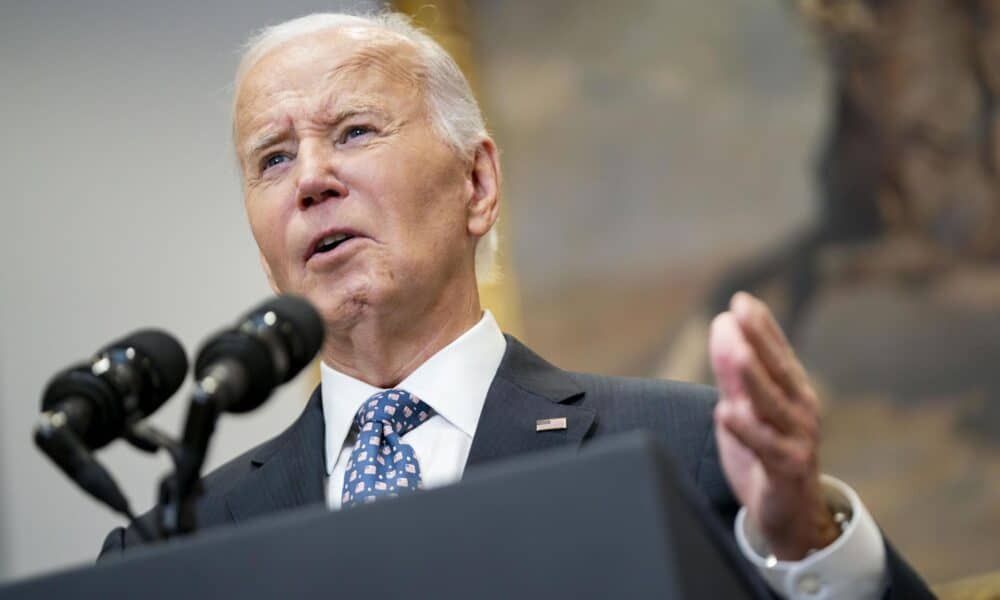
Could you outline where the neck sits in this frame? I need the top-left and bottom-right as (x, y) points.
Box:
(320, 277), (483, 388)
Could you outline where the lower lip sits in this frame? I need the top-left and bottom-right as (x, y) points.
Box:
(307, 237), (366, 268)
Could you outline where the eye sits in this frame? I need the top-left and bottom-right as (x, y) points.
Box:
(261, 153), (290, 172)
(341, 125), (373, 143)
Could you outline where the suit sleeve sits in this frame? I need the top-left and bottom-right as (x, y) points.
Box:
(883, 541), (935, 600)
(97, 526), (127, 561)
(96, 509), (159, 561)
(694, 400), (934, 600)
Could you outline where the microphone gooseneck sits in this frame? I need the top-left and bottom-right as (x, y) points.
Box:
(162, 295), (324, 538)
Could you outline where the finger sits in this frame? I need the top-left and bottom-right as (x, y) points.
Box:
(740, 345), (799, 434)
(717, 399), (812, 478)
(730, 292), (803, 388)
(733, 290), (790, 346)
(711, 311), (798, 432)
(730, 292), (812, 402)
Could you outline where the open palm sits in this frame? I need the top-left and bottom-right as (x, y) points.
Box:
(709, 293), (837, 560)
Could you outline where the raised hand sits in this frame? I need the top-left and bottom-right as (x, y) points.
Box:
(709, 292), (840, 560)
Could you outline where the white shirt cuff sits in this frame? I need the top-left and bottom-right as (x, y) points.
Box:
(733, 474), (889, 600)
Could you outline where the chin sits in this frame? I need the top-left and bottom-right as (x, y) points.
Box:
(301, 275), (384, 332)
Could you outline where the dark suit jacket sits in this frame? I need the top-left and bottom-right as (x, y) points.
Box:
(99, 335), (932, 598)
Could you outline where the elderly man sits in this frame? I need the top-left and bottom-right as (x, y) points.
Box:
(100, 11), (930, 599)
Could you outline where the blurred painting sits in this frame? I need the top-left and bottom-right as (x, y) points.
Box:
(473, 0), (1000, 585)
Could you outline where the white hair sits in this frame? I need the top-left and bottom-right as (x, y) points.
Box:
(234, 10), (499, 282)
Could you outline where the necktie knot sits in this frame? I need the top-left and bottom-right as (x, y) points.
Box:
(354, 389), (433, 437)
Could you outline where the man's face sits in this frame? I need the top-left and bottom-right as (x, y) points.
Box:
(234, 30), (479, 330)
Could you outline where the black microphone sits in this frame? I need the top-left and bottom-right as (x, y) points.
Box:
(192, 294), (324, 413)
(38, 329), (189, 449)
(161, 295), (323, 537)
(35, 329), (188, 521)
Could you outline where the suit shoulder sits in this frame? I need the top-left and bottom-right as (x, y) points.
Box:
(99, 387), (324, 560)
(196, 402), (312, 499)
(565, 372), (720, 484)
(566, 371), (717, 416)
(196, 438), (270, 498)
(98, 418), (298, 561)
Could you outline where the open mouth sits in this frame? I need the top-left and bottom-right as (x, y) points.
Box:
(313, 232), (356, 257)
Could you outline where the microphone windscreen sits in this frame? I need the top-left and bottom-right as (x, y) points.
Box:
(195, 330), (275, 413)
(40, 365), (122, 449)
(246, 295), (324, 382)
(104, 329), (189, 416)
(194, 295), (323, 414)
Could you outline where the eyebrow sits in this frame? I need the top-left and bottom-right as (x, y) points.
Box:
(243, 106), (390, 159)
(244, 130), (287, 160)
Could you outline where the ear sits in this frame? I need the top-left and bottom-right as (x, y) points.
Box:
(466, 138), (501, 238)
(258, 251), (280, 294)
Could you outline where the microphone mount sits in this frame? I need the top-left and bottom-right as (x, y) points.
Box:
(156, 295), (323, 540)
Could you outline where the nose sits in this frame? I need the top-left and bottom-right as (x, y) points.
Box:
(295, 141), (348, 209)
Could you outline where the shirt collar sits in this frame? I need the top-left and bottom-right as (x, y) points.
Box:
(321, 311), (507, 476)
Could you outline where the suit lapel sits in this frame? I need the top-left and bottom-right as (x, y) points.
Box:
(222, 335), (597, 520)
(225, 385), (327, 524)
(466, 335), (596, 469)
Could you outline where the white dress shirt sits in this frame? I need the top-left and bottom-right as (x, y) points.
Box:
(322, 311), (507, 510)
(320, 311), (888, 600)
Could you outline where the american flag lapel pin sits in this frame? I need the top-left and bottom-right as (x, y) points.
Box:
(536, 417), (568, 432)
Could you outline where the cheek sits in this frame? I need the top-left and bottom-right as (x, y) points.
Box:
(253, 219), (285, 263)
(414, 165), (470, 240)
(245, 195), (292, 269)
(344, 137), (470, 263)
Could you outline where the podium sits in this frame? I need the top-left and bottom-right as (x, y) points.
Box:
(0, 433), (771, 599)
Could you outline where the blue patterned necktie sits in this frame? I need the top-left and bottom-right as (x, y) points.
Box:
(341, 389), (434, 507)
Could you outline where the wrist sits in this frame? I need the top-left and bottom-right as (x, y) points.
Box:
(764, 488), (853, 561)
(769, 505), (840, 560)
(734, 476), (889, 600)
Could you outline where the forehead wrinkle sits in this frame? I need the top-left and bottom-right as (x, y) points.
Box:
(235, 32), (427, 160)
(316, 92), (390, 123)
(325, 42), (425, 90)
(235, 89), (294, 157)
(244, 99), (394, 160)
(316, 59), (427, 132)
(240, 109), (294, 156)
